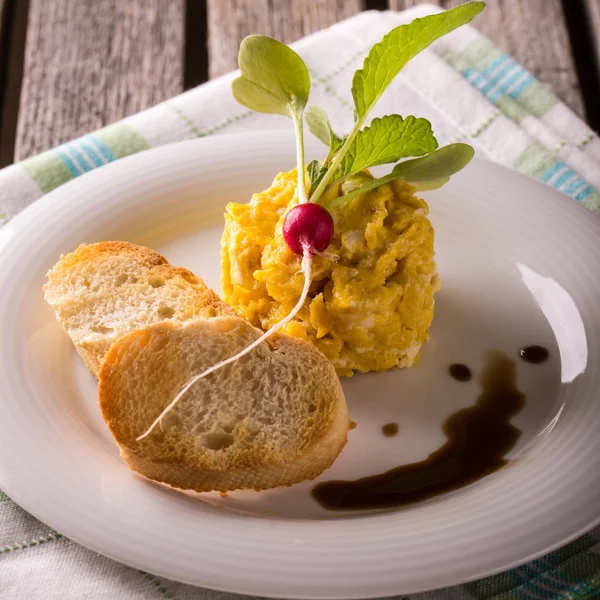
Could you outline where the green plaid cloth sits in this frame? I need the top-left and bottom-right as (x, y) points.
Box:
(1, 5), (599, 599)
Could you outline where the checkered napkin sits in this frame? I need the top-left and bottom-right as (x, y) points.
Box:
(1, 4), (599, 599)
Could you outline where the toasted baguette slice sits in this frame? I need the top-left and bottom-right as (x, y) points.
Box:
(44, 242), (233, 377)
(98, 317), (349, 493)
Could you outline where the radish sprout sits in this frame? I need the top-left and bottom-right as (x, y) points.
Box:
(283, 203), (334, 256)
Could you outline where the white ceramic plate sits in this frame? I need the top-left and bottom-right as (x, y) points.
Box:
(0, 132), (599, 598)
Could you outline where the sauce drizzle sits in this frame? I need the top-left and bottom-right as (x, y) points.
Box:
(449, 363), (472, 381)
(382, 423), (399, 437)
(519, 345), (549, 364)
(313, 351), (525, 511)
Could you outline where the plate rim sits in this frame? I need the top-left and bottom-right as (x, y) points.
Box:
(0, 131), (599, 598)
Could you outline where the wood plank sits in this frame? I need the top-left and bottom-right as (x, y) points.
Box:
(390, 0), (585, 118)
(0, 0), (13, 165)
(184, 0), (209, 90)
(563, 0), (600, 131)
(0, 0), (29, 167)
(585, 0), (600, 65)
(0, 0), (7, 58)
(206, 0), (365, 79)
(14, 0), (185, 161)
(584, 0), (600, 122)
(0, 0), (7, 67)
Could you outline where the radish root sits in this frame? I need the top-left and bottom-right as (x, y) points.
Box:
(136, 247), (313, 441)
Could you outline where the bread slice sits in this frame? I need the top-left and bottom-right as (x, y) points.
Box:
(44, 242), (233, 377)
(98, 317), (349, 493)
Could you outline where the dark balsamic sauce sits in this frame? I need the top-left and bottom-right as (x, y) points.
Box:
(449, 363), (472, 381)
(519, 345), (549, 364)
(313, 351), (525, 511)
(382, 423), (399, 437)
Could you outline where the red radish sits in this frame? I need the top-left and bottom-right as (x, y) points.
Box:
(283, 203), (334, 256)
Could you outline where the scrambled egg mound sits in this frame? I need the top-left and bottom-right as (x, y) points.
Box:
(221, 169), (440, 377)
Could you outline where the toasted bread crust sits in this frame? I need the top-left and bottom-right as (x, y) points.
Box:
(98, 318), (349, 493)
(46, 242), (349, 493)
(54, 241), (168, 269)
(44, 241), (233, 377)
(118, 442), (345, 493)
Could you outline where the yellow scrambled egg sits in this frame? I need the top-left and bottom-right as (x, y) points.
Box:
(221, 169), (440, 377)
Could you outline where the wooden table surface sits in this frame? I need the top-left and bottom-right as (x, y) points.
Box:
(0, 0), (599, 168)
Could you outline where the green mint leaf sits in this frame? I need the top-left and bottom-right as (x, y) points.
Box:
(326, 143), (474, 207)
(338, 115), (438, 178)
(306, 106), (342, 154)
(232, 35), (310, 117)
(307, 160), (328, 194)
(352, 3), (484, 119)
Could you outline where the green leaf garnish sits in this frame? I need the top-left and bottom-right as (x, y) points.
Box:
(352, 3), (485, 119)
(306, 106), (342, 156)
(389, 142), (475, 189)
(337, 115), (437, 181)
(230, 3), (484, 210)
(326, 144), (475, 207)
(232, 35), (311, 203)
(307, 160), (328, 193)
(309, 3), (484, 204)
(232, 35), (310, 117)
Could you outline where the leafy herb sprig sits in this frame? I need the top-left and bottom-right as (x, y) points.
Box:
(232, 2), (484, 207)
